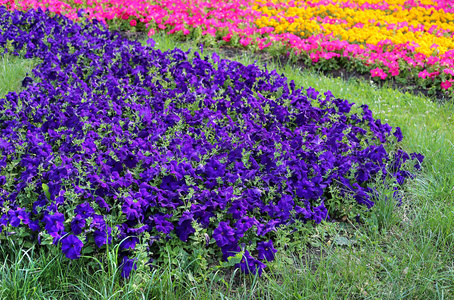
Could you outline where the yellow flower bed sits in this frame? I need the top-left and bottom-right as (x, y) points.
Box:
(253, 0), (454, 56)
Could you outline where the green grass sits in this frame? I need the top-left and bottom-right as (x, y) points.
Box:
(0, 53), (37, 99)
(0, 32), (454, 299)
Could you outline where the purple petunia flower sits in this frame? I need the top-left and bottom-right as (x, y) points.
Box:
(61, 234), (83, 260)
(123, 154), (138, 169)
(70, 214), (86, 235)
(90, 214), (107, 231)
(120, 257), (138, 278)
(257, 240), (278, 261)
(411, 153), (425, 170)
(93, 227), (112, 248)
(8, 208), (29, 228)
(122, 197), (142, 221)
(175, 211), (195, 242)
(0, 215), (8, 233)
(312, 203), (329, 224)
(213, 221), (237, 248)
(204, 158), (226, 180)
(393, 127), (403, 142)
(236, 250), (267, 276)
(120, 236), (140, 250)
(153, 214), (174, 234)
(221, 244), (241, 261)
(43, 212), (65, 233)
(74, 203), (94, 219)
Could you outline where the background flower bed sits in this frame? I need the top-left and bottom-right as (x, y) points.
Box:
(1, 0), (454, 100)
(0, 6), (424, 279)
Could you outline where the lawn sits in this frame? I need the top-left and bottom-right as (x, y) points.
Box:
(0, 2), (453, 299)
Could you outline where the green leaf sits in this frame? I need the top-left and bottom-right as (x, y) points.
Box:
(219, 251), (243, 268)
(82, 246), (94, 254)
(276, 86), (283, 99)
(23, 241), (35, 249)
(42, 183), (51, 200)
(333, 236), (356, 246)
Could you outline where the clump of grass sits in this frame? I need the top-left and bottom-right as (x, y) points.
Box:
(0, 53), (38, 99)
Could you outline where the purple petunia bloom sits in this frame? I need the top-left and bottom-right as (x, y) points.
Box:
(61, 234), (83, 260)
(50, 231), (67, 245)
(95, 196), (111, 212)
(312, 203), (329, 224)
(295, 179), (315, 199)
(0, 215), (7, 233)
(74, 203), (94, 219)
(228, 200), (247, 219)
(393, 127), (403, 142)
(90, 214), (107, 231)
(295, 205), (313, 220)
(120, 257), (138, 278)
(120, 236), (140, 250)
(236, 250), (267, 276)
(70, 214), (86, 235)
(213, 221), (237, 248)
(367, 145), (387, 163)
(122, 198), (142, 221)
(43, 212), (65, 233)
(153, 214), (174, 234)
(93, 227), (112, 248)
(411, 153), (425, 170)
(275, 196), (294, 221)
(123, 154), (138, 169)
(175, 211), (195, 242)
(8, 208), (29, 228)
(221, 244), (241, 261)
(204, 158), (226, 180)
(257, 240), (278, 261)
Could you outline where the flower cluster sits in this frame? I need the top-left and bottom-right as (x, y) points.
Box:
(255, 0), (454, 56)
(0, 7), (422, 278)
(253, 0), (454, 94)
(2, 1), (454, 94)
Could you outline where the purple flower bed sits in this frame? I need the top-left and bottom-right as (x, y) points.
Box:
(0, 7), (423, 278)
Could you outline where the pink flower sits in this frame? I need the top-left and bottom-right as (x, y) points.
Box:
(370, 68), (387, 80)
(389, 67), (399, 76)
(427, 57), (439, 65)
(148, 28), (156, 36)
(258, 41), (272, 50)
(130, 19), (137, 27)
(310, 52), (319, 63)
(202, 27), (216, 37)
(418, 70), (430, 79)
(443, 69), (454, 76)
(441, 80), (452, 90)
(239, 37), (252, 47)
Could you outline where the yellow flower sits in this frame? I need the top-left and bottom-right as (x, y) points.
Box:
(251, 0), (454, 56)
